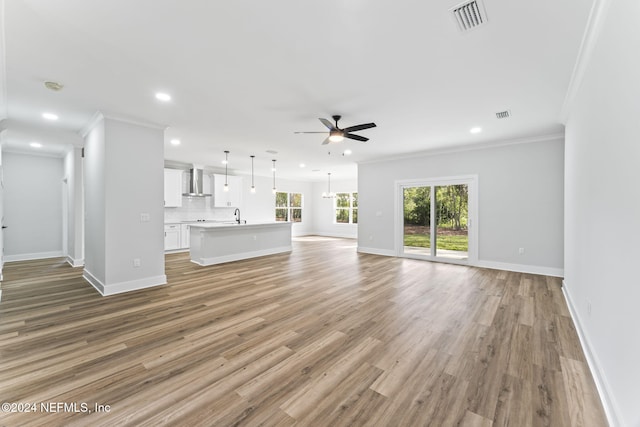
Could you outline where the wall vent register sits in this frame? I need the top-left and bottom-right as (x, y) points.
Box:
(495, 110), (511, 119)
(450, 0), (487, 32)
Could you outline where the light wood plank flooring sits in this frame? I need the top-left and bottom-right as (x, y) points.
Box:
(0, 237), (607, 426)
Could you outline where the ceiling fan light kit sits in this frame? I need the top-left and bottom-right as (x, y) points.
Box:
(295, 115), (376, 145)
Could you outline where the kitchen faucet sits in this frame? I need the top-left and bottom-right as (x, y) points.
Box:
(234, 208), (241, 224)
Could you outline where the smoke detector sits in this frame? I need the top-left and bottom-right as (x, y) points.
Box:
(450, 0), (488, 32)
(44, 81), (64, 91)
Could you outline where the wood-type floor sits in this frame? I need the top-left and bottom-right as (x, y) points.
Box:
(0, 237), (607, 426)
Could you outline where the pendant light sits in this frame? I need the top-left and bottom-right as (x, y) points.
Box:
(223, 150), (230, 192)
(250, 155), (256, 193)
(322, 172), (335, 198)
(272, 159), (277, 194)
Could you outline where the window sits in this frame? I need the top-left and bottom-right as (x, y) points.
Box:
(276, 192), (303, 222)
(335, 192), (357, 224)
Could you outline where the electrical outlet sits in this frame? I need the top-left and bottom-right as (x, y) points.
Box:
(253, 235), (257, 241)
(133, 258), (141, 267)
(140, 213), (150, 222)
(518, 247), (525, 255)
(369, 235), (374, 241)
(587, 300), (592, 316)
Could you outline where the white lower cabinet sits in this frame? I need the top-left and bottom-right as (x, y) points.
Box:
(180, 224), (190, 248)
(164, 224), (180, 250)
(165, 223), (193, 251)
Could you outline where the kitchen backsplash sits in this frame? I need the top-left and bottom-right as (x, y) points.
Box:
(164, 197), (236, 223)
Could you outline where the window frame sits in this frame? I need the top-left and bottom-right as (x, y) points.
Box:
(275, 192), (303, 223)
(334, 192), (358, 224)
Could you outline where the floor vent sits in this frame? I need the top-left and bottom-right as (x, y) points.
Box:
(495, 110), (511, 119)
(451, 0), (488, 32)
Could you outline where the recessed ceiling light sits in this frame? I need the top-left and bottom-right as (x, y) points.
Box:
(470, 127), (482, 134)
(170, 139), (181, 146)
(312, 169), (320, 172)
(30, 142), (42, 148)
(42, 112), (59, 121)
(299, 163), (306, 168)
(266, 149), (278, 155)
(343, 149), (352, 156)
(155, 92), (171, 102)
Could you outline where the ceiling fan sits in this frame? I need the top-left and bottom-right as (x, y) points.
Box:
(295, 115), (376, 145)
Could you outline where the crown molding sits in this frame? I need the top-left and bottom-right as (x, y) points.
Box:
(560, 0), (612, 124)
(2, 145), (68, 159)
(80, 110), (167, 138)
(358, 132), (564, 166)
(79, 111), (105, 138)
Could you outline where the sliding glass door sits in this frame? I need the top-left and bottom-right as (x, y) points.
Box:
(402, 186), (432, 257)
(435, 184), (469, 260)
(399, 177), (476, 264)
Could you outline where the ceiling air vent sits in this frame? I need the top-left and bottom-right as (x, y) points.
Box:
(496, 110), (511, 119)
(451, 0), (487, 32)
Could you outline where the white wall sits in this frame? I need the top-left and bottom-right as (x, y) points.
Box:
(83, 115), (166, 295)
(311, 178), (358, 239)
(63, 147), (83, 266)
(563, 0), (640, 425)
(83, 119), (106, 284)
(3, 151), (64, 260)
(358, 138), (565, 275)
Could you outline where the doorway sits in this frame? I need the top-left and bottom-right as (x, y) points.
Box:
(397, 176), (477, 265)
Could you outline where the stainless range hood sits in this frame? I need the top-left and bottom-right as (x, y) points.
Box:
(182, 166), (212, 197)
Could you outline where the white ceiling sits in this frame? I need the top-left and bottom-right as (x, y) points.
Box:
(2, 0), (593, 180)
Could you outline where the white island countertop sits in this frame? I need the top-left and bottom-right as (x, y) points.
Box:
(189, 221), (292, 266)
(189, 221), (287, 229)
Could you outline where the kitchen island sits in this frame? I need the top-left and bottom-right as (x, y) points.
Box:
(189, 222), (292, 266)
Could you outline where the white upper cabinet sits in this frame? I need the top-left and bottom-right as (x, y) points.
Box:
(213, 174), (243, 207)
(164, 168), (183, 207)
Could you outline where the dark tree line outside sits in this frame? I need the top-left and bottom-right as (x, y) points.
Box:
(403, 184), (469, 252)
(403, 185), (468, 230)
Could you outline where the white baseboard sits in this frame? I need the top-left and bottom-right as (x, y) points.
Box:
(5, 251), (64, 262)
(355, 249), (564, 277)
(293, 232), (356, 240)
(476, 260), (564, 277)
(310, 231), (358, 239)
(83, 269), (167, 296)
(357, 246), (396, 257)
(164, 248), (189, 254)
(191, 246), (292, 266)
(562, 281), (620, 427)
(66, 256), (84, 268)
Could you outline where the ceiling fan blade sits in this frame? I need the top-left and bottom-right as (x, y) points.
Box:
(322, 137), (332, 145)
(319, 118), (336, 130)
(345, 133), (369, 142)
(294, 131), (328, 134)
(342, 122), (377, 133)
